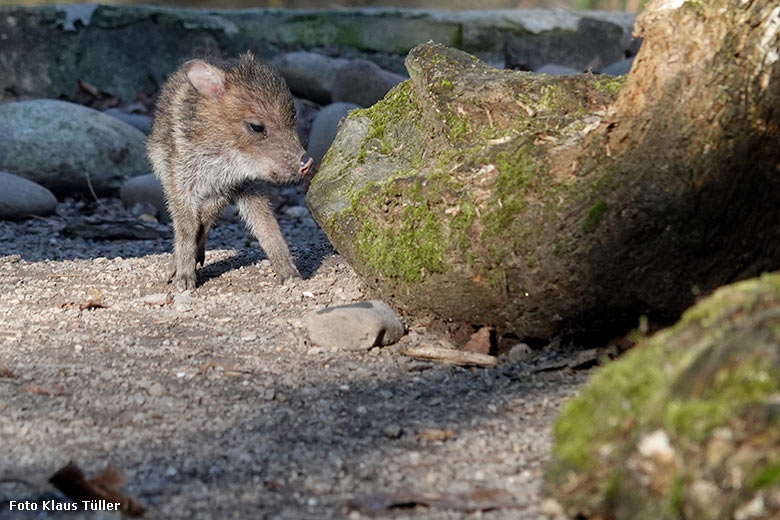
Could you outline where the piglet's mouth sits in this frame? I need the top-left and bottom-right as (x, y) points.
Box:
(299, 155), (314, 176)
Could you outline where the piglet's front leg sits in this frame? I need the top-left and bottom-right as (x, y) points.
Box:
(236, 194), (300, 283)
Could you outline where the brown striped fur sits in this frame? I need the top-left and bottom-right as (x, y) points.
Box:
(147, 52), (312, 290)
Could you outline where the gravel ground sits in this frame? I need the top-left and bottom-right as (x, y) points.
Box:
(0, 190), (588, 520)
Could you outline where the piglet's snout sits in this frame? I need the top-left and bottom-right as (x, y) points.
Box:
(299, 154), (313, 175)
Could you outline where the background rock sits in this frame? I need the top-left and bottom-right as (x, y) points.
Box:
(120, 174), (170, 223)
(601, 57), (634, 75)
(293, 98), (321, 150)
(0, 5), (634, 103)
(546, 273), (780, 520)
(307, 102), (361, 167)
(332, 59), (407, 107)
(0, 171), (57, 220)
(503, 15), (628, 71)
(103, 108), (153, 135)
(273, 52), (348, 105)
(0, 100), (148, 197)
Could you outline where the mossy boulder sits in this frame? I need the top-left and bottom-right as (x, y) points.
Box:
(307, 0), (780, 341)
(545, 272), (780, 519)
(307, 42), (623, 337)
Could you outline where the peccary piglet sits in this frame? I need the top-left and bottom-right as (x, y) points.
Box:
(148, 52), (313, 290)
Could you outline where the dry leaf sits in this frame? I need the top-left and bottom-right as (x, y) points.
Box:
(76, 80), (119, 110)
(79, 300), (109, 311)
(49, 462), (145, 518)
(461, 326), (492, 355)
(23, 384), (67, 397)
(0, 366), (18, 378)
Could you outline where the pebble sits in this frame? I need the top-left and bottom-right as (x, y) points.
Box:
(383, 424), (402, 439)
(0, 171), (57, 220)
(148, 382), (165, 397)
(507, 343), (533, 363)
(305, 300), (405, 351)
(283, 205), (311, 219)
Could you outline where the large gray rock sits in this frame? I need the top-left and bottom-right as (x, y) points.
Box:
(332, 59), (406, 108)
(307, 102), (361, 167)
(273, 52), (348, 105)
(305, 300), (405, 351)
(0, 100), (148, 196)
(0, 171), (57, 220)
(0, 5), (633, 102)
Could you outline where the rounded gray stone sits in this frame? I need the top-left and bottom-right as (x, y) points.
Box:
(305, 300), (405, 351)
(103, 108), (153, 135)
(294, 98), (320, 150)
(307, 102), (361, 167)
(272, 52), (348, 106)
(332, 59), (406, 108)
(0, 171), (57, 220)
(120, 173), (170, 223)
(0, 99), (149, 197)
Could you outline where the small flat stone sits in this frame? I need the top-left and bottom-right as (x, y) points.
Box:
(305, 300), (405, 351)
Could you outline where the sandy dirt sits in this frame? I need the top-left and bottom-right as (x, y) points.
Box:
(0, 191), (587, 519)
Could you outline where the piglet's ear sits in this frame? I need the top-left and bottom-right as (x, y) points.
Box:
(184, 60), (225, 99)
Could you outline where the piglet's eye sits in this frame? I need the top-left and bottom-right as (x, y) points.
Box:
(247, 122), (267, 138)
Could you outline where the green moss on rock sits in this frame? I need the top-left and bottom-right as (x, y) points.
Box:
(546, 273), (780, 520)
(351, 80), (417, 163)
(593, 74), (626, 95)
(582, 200), (608, 231)
(354, 181), (446, 283)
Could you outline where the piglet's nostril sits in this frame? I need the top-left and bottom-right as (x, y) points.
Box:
(299, 154), (313, 175)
